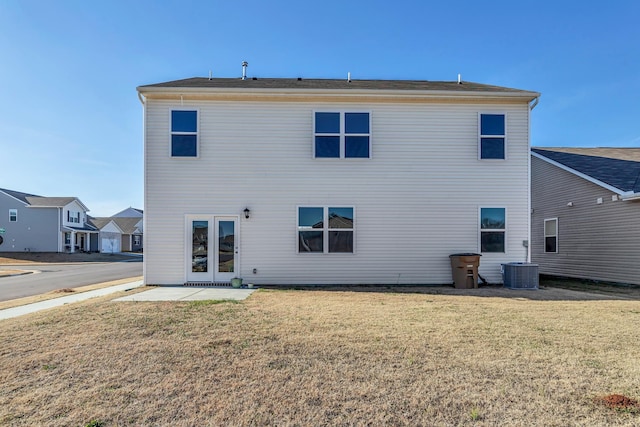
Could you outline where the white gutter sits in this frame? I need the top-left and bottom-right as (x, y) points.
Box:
(621, 193), (640, 201)
(138, 92), (146, 105)
(136, 86), (541, 102)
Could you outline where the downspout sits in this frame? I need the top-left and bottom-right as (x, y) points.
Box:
(138, 89), (147, 283)
(526, 96), (539, 262)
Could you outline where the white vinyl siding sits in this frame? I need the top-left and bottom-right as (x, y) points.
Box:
(144, 99), (531, 285)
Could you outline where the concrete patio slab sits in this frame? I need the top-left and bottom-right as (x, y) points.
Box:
(113, 286), (256, 302)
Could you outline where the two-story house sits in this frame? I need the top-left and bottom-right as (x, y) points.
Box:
(137, 76), (539, 285)
(0, 188), (97, 252)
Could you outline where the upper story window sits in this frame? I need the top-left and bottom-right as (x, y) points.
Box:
(479, 113), (506, 159)
(171, 110), (198, 157)
(67, 211), (81, 224)
(480, 207), (506, 253)
(314, 112), (370, 158)
(544, 218), (558, 253)
(298, 206), (354, 253)
(9, 209), (17, 222)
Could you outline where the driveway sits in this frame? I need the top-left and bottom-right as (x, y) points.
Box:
(0, 259), (142, 301)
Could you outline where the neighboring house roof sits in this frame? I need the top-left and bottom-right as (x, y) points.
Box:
(138, 77), (540, 101)
(88, 217), (113, 230)
(112, 207), (144, 217)
(90, 217), (141, 235)
(64, 224), (99, 232)
(26, 196), (89, 211)
(111, 217), (143, 235)
(532, 148), (640, 197)
(0, 188), (41, 204)
(534, 147), (640, 162)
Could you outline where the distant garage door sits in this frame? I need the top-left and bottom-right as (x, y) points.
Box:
(101, 238), (120, 253)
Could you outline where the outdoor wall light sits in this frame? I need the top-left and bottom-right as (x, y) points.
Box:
(244, 208), (251, 219)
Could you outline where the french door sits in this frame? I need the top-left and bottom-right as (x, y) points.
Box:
(186, 216), (238, 283)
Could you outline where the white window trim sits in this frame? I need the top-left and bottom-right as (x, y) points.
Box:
(478, 206), (507, 253)
(297, 205), (356, 254)
(9, 209), (17, 222)
(544, 218), (558, 253)
(313, 111), (372, 159)
(170, 108), (200, 158)
(478, 112), (507, 161)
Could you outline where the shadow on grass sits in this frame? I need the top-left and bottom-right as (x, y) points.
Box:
(260, 279), (640, 302)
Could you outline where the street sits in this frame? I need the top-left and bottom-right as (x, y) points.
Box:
(0, 260), (142, 301)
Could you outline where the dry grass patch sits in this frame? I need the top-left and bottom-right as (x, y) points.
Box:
(1, 288), (639, 426)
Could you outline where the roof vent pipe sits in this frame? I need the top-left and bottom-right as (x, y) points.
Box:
(348, 72), (351, 82)
(242, 61), (248, 80)
(457, 74), (461, 84)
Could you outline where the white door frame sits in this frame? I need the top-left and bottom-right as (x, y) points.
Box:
(185, 215), (239, 283)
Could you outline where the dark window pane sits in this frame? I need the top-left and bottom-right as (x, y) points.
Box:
(218, 221), (235, 273)
(299, 231), (323, 252)
(481, 138), (505, 159)
(481, 231), (505, 252)
(315, 112), (340, 133)
(329, 231), (353, 253)
(345, 136), (370, 158)
(315, 136), (340, 158)
(481, 114), (504, 136)
(345, 113), (369, 133)
(172, 110), (197, 132)
(299, 207), (324, 228)
(328, 207), (353, 228)
(545, 236), (557, 253)
(481, 208), (506, 229)
(172, 135), (197, 157)
(192, 220), (208, 272)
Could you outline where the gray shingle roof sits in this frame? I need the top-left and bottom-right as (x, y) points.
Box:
(532, 148), (640, 193)
(89, 217), (142, 234)
(138, 77), (538, 97)
(0, 188), (41, 204)
(26, 197), (77, 207)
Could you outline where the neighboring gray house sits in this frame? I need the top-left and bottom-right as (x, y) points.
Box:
(0, 188), (97, 252)
(531, 148), (640, 285)
(89, 215), (143, 253)
(138, 76), (539, 286)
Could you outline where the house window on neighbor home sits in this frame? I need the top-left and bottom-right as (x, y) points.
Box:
(298, 207), (354, 253)
(134, 235), (141, 245)
(171, 110), (198, 157)
(544, 218), (558, 253)
(314, 112), (370, 158)
(9, 209), (17, 222)
(64, 233), (71, 245)
(479, 113), (506, 159)
(67, 211), (80, 224)
(480, 208), (506, 253)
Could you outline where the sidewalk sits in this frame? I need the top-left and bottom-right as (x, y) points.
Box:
(0, 279), (144, 321)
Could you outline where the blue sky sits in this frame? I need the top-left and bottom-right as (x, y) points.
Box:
(1, 1), (638, 216)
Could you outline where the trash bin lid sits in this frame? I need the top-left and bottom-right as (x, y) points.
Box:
(449, 253), (482, 257)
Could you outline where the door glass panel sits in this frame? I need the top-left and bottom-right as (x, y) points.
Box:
(192, 221), (208, 272)
(218, 220), (235, 273)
